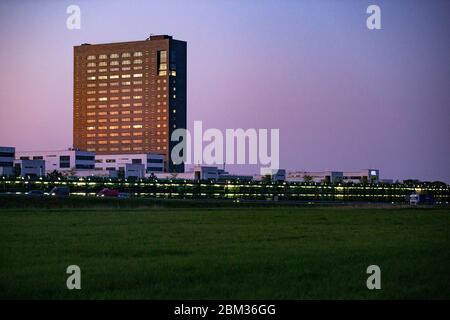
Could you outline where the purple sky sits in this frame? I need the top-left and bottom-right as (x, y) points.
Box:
(0, 0), (449, 182)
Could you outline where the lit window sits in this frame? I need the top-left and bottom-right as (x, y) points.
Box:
(122, 118), (131, 122)
(122, 74), (131, 78)
(133, 73), (143, 78)
(87, 83), (96, 88)
(99, 61), (107, 67)
(99, 126), (107, 130)
(110, 53), (119, 58)
(122, 67), (131, 71)
(87, 112), (96, 116)
(122, 81), (131, 86)
(110, 111), (119, 115)
(98, 97), (108, 101)
(122, 125), (131, 129)
(87, 76), (96, 80)
(109, 126), (119, 130)
(99, 54), (107, 59)
(99, 83), (108, 87)
(133, 66), (143, 70)
(110, 118), (119, 123)
(158, 71), (167, 76)
(133, 96), (142, 100)
(98, 75), (108, 80)
(110, 75), (119, 79)
(122, 60), (131, 65)
(121, 132), (131, 136)
(87, 126), (95, 130)
(87, 69), (96, 74)
(122, 52), (131, 58)
(122, 96), (131, 100)
(87, 134), (96, 138)
(133, 59), (142, 64)
(133, 125), (143, 129)
(87, 62), (96, 67)
(87, 55), (96, 60)
(133, 52), (143, 57)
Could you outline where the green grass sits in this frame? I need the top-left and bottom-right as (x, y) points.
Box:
(0, 206), (449, 299)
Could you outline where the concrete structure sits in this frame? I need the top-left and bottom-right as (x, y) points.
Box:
(73, 35), (187, 172)
(343, 169), (379, 183)
(286, 169), (380, 183)
(260, 168), (286, 182)
(16, 150), (95, 173)
(0, 147), (15, 177)
(125, 163), (145, 179)
(287, 170), (343, 183)
(13, 159), (45, 178)
(95, 153), (164, 173)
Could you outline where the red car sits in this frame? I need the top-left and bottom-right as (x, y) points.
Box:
(97, 188), (120, 197)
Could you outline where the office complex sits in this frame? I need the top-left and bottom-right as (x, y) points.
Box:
(16, 150), (95, 173)
(73, 35), (187, 172)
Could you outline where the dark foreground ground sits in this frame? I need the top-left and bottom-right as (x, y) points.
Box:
(0, 205), (449, 299)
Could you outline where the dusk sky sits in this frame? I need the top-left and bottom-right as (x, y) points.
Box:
(0, 0), (449, 182)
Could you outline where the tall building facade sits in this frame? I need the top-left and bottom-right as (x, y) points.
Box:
(73, 35), (186, 172)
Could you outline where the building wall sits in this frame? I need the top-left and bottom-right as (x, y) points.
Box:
(16, 150), (95, 172)
(73, 35), (187, 172)
(14, 159), (45, 177)
(95, 153), (164, 173)
(0, 147), (15, 176)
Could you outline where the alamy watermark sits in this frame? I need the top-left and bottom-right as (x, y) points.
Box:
(170, 121), (280, 170)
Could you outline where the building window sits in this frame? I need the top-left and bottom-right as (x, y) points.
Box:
(133, 52), (143, 57)
(110, 53), (119, 58)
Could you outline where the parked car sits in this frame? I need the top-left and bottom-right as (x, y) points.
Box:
(97, 188), (120, 197)
(27, 190), (45, 197)
(49, 187), (70, 197)
(118, 192), (130, 198)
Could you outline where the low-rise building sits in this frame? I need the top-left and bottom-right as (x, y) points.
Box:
(15, 149), (95, 173)
(343, 169), (379, 183)
(13, 159), (45, 178)
(287, 170), (343, 183)
(0, 146), (15, 177)
(95, 153), (164, 174)
(260, 168), (286, 182)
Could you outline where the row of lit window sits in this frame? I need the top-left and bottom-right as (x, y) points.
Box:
(86, 103), (143, 109)
(87, 96), (142, 102)
(86, 132), (143, 138)
(87, 66), (143, 73)
(87, 74), (142, 80)
(86, 110), (144, 116)
(87, 139), (143, 145)
(87, 147), (144, 152)
(87, 59), (142, 67)
(87, 88), (143, 94)
(87, 81), (142, 87)
(86, 118), (143, 124)
(87, 125), (144, 130)
(87, 52), (143, 60)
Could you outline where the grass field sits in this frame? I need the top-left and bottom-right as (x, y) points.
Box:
(0, 206), (449, 299)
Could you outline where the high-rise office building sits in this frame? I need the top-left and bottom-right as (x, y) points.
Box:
(73, 35), (186, 172)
